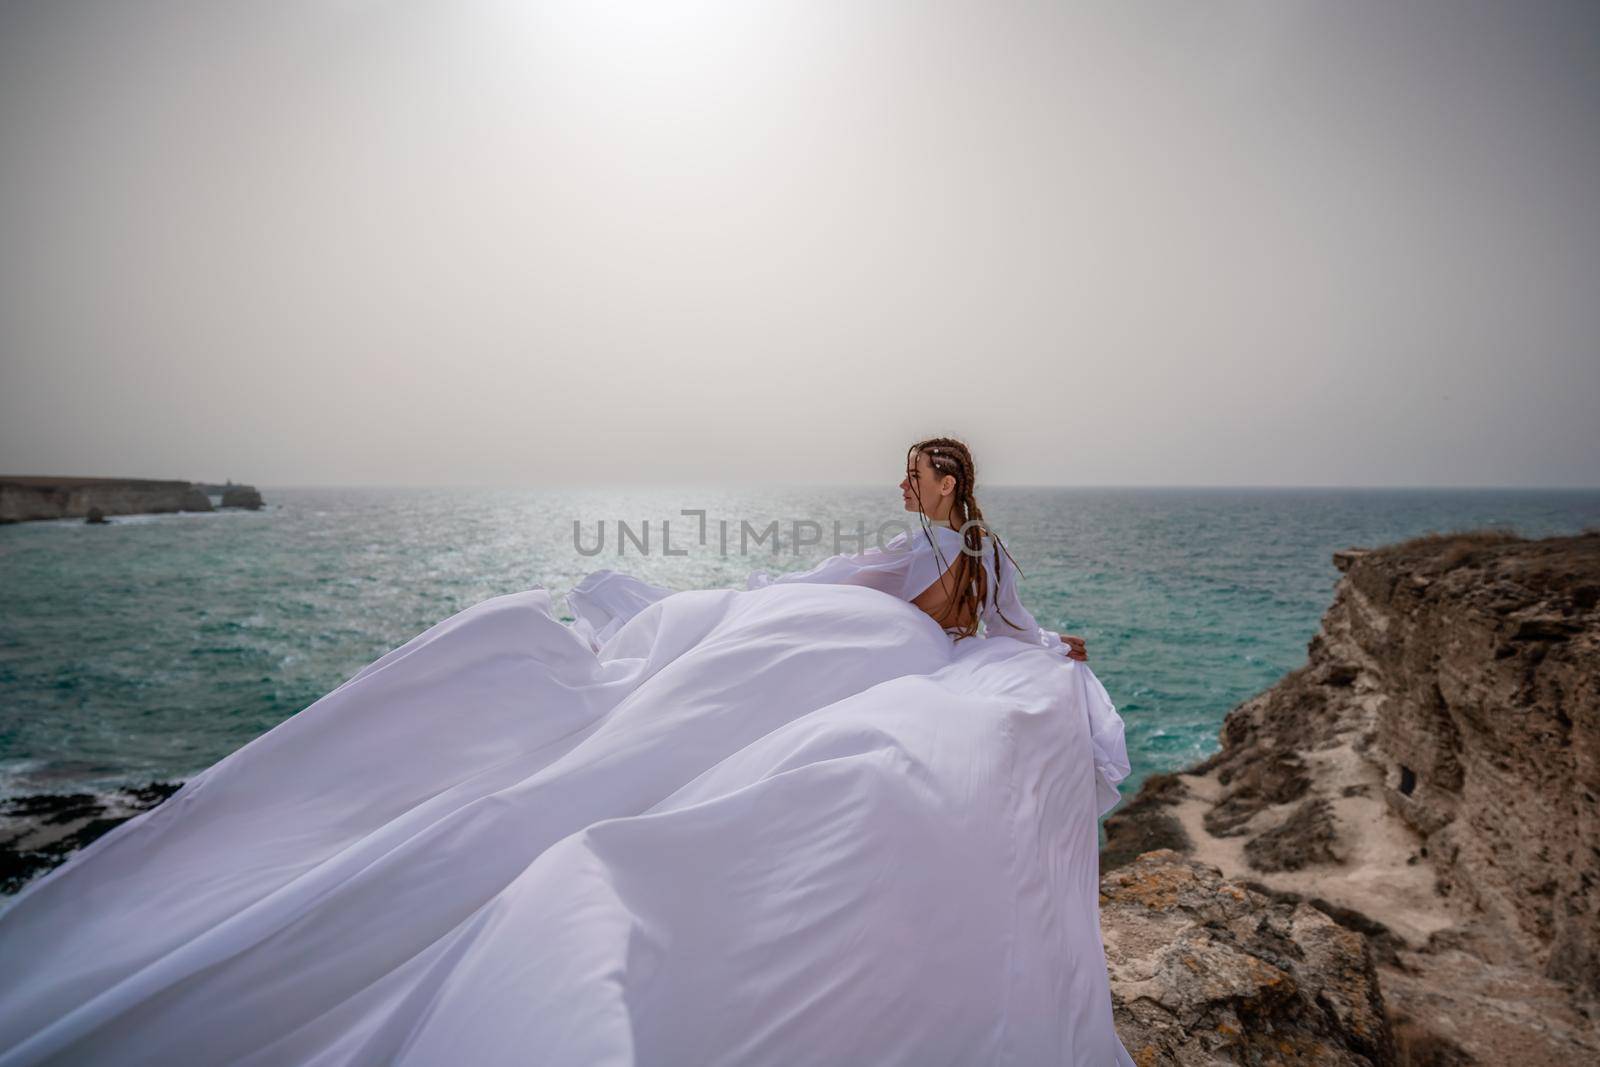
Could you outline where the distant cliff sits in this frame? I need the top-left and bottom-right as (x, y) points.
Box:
(193, 481), (263, 509)
(0, 476), (262, 522)
(1103, 530), (1600, 1064)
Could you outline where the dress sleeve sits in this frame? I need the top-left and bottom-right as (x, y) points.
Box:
(980, 546), (1073, 659)
(745, 531), (945, 603)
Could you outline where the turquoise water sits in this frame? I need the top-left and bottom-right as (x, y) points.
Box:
(2, 486), (1597, 805)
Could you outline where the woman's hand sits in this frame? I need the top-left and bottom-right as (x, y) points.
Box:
(1060, 634), (1088, 661)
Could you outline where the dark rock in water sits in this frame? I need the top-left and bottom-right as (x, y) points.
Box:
(118, 781), (185, 806)
(0, 780), (183, 895)
(220, 484), (264, 510)
(85, 507), (106, 524)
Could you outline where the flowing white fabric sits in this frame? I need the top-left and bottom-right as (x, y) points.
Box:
(0, 535), (1135, 1067)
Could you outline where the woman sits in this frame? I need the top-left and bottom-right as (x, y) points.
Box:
(0, 437), (1135, 1066)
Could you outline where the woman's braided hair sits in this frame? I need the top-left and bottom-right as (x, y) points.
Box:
(906, 436), (1027, 640)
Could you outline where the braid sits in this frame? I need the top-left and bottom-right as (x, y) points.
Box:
(906, 436), (1029, 641)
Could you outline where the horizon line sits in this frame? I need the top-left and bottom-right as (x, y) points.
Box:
(244, 482), (1600, 493)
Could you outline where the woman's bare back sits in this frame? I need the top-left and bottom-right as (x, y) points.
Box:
(911, 556), (976, 632)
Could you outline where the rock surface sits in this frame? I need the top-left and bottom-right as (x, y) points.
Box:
(1103, 849), (1395, 1066)
(1105, 530), (1600, 1064)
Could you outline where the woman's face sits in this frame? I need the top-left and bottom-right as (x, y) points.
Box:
(900, 451), (952, 515)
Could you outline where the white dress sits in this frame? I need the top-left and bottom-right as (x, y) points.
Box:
(0, 523), (1135, 1066)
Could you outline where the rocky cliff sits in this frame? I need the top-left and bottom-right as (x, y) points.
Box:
(1104, 530), (1600, 1064)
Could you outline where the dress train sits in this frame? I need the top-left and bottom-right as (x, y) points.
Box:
(0, 569), (1134, 1066)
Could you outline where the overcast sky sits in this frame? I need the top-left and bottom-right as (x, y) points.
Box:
(1, 0), (1595, 489)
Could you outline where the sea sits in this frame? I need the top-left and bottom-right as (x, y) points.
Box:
(2, 486), (1598, 811)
